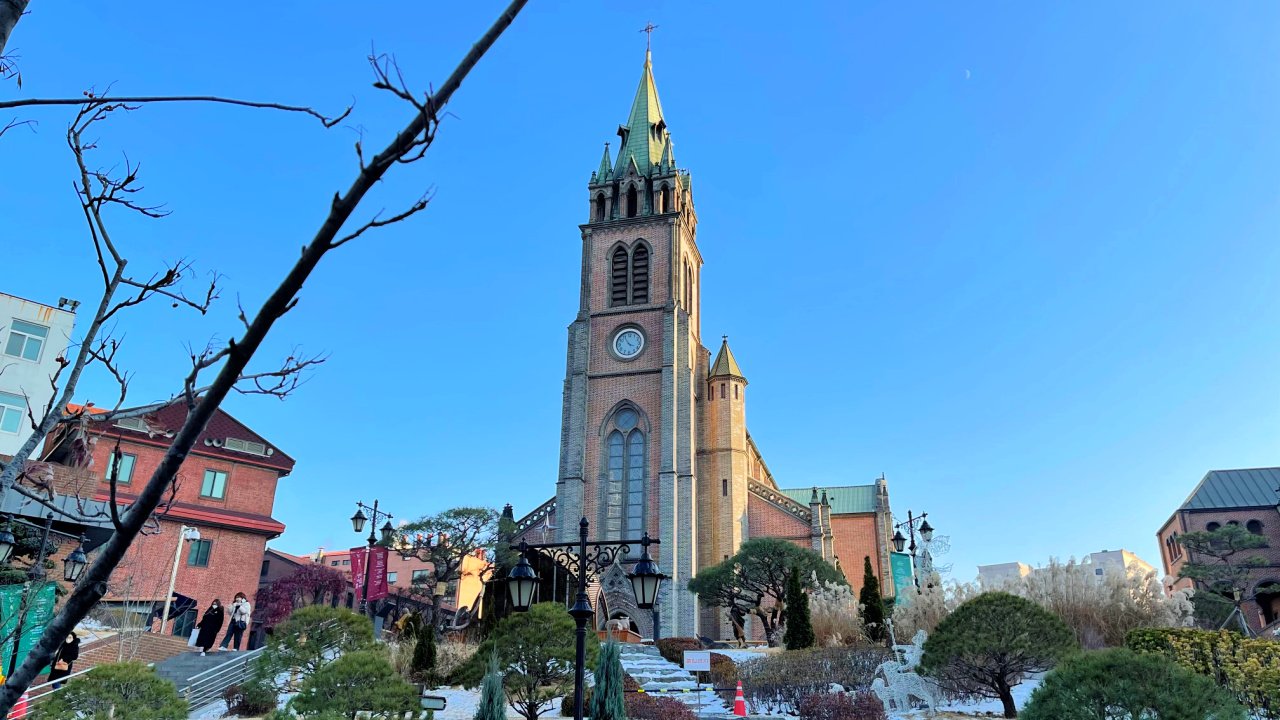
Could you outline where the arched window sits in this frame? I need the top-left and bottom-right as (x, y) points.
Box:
(626, 185), (638, 218)
(602, 408), (646, 541)
(595, 194), (606, 222)
(631, 245), (649, 304)
(610, 248), (629, 306)
(1248, 519), (1264, 535)
(1206, 522), (1221, 532)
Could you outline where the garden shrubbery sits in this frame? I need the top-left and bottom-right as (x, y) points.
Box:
(797, 691), (887, 720)
(1126, 627), (1280, 718)
(655, 637), (702, 664)
(223, 681), (278, 717)
(1021, 648), (1246, 720)
(738, 646), (891, 715)
(35, 661), (188, 720)
(625, 693), (697, 720)
(289, 650), (420, 718)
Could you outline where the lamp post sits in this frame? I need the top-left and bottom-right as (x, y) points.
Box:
(159, 525), (201, 635)
(506, 518), (664, 720)
(891, 511), (934, 592)
(350, 500), (395, 618)
(2, 514), (90, 676)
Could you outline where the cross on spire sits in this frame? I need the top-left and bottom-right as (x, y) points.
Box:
(640, 22), (659, 53)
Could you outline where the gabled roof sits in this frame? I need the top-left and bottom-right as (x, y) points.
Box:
(709, 338), (745, 380)
(1180, 467), (1280, 510)
(780, 485), (878, 515)
(70, 402), (296, 474)
(614, 51), (670, 177)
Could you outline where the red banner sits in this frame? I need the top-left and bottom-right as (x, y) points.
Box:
(350, 546), (390, 602)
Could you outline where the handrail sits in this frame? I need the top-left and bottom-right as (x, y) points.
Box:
(184, 646), (266, 684)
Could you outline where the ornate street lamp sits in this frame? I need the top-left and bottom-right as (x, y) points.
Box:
(350, 508), (368, 534)
(63, 535), (89, 582)
(379, 520), (396, 544)
(506, 518), (662, 720)
(891, 529), (907, 553)
(892, 511), (936, 593)
(627, 533), (665, 609)
(919, 519), (934, 543)
(0, 515), (16, 565)
(506, 548), (539, 612)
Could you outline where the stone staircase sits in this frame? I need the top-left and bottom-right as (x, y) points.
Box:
(153, 649), (248, 694)
(618, 645), (731, 718)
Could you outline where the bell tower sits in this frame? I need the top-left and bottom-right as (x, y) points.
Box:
(554, 49), (705, 638)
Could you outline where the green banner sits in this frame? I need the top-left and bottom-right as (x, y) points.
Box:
(889, 552), (915, 608)
(0, 582), (58, 676)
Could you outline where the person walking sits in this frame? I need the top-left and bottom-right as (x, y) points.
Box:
(194, 599), (225, 656)
(219, 592), (252, 651)
(46, 632), (80, 689)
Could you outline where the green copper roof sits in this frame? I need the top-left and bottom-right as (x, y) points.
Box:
(709, 338), (745, 379)
(595, 143), (612, 183)
(614, 51), (669, 176)
(780, 486), (878, 515)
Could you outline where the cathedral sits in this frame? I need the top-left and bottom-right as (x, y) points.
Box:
(511, 50), (896, 641)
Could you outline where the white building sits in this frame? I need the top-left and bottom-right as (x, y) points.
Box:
(1086, 549), (1155, 578)
(977, 561), (1033, 585)
(0, 292), (76, 457)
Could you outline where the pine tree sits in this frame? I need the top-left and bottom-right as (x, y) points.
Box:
(412, 622), (438, 686)
(590, 640), (627, 720)
(474, 653), (507, 720)
(860, 556), (887, 643)
(782, 567), (815, 650)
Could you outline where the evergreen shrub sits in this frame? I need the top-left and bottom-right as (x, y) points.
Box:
(1126, 627), (1280, 718)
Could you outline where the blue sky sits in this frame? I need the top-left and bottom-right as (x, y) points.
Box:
(4, 2), (1278, 580)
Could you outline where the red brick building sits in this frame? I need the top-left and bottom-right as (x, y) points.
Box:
(1157, 467), (1280, 634)
(44, 403), (293, 637)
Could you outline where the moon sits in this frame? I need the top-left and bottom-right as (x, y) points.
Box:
(964, 69), (971, 80)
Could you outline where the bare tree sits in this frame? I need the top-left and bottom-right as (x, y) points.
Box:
(0, 1), (529, 711)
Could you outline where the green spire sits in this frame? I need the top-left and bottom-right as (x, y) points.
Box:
(595, 142), (612, 183)
(615, 50), (669, 176)
(709, 336), (746, 380)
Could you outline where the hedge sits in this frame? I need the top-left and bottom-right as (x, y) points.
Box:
(1126, 627), (1280, 718)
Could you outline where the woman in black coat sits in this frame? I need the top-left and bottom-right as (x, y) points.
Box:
(194, 599), (225, 655)
(47, 632), (79, 688)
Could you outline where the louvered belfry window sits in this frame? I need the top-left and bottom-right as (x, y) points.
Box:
(611, 248), (629, 306)
(631, 245), (649, 304)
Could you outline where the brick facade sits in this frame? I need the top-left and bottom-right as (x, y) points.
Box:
(540, 51), (894, 642)
(43, 404), (292, 636)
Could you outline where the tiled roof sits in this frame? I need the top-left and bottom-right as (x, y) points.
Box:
(1181, 468), (1280, 510)
(709, 338), (745, 379)
(780, 485), (878, 515)
(73, 402), (295, 474)
(612, 51), (670, 178)
(94, 491), (286, 536)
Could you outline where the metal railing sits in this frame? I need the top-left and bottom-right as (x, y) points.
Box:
(181, 646), (267, 711)
(17, 665), (101, 711)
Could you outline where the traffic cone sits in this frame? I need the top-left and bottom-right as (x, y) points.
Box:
(732, 680), (747, 717)
(8, 690), (28, 719)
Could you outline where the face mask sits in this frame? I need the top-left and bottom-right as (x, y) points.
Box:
(213, 604), (219, 609)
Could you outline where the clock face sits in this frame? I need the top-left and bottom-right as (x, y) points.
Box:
(613, 328), (644, 359)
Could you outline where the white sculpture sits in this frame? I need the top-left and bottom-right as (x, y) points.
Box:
(870, 624), (938, 714)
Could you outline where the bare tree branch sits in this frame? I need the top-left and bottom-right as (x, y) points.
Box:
(0, 93), (352, 127)
(0, 1), (529, 711)
(0, 0), (29, 57)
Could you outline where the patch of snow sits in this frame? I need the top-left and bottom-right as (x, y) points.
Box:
(887, 675), (1043, 719)
(188, 699), (228, 720)
(432, 686), (560, 720)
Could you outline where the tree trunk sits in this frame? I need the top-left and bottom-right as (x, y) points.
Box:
(0, 0), (29, 56)
(997, 681), (1017, 718)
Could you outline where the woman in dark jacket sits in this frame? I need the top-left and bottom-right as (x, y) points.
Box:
(194, 599), (225, 655)
(47, 632), (79, 688)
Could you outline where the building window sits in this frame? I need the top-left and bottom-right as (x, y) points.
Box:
(187, 539), (212, 567)
(595, 194), (606, 221)
(626, 185), (638, 218)
(388, 571), (398, 584)
(603, 408), (647, 542)
(734, 384), (739, 400)
(342, 559), (350, 566)
(200, 469), (227, 499)
(105, 452), (136, 485)
(331, 560), (340, 566)
(411, 569), (431, 585)
(1094, 568), (1103, 576)
(1248, 520), (1264, 535)
(261, 560), (270, 577)
(631, 245), (649, 303)
(722, 478), (728, 497)
(1206, 522), (1221, 532)
(0, 392), (25, 435)
(610, 247), (629, 306)
(4, 320), (49, 362)
(720, 383), (726, 399)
